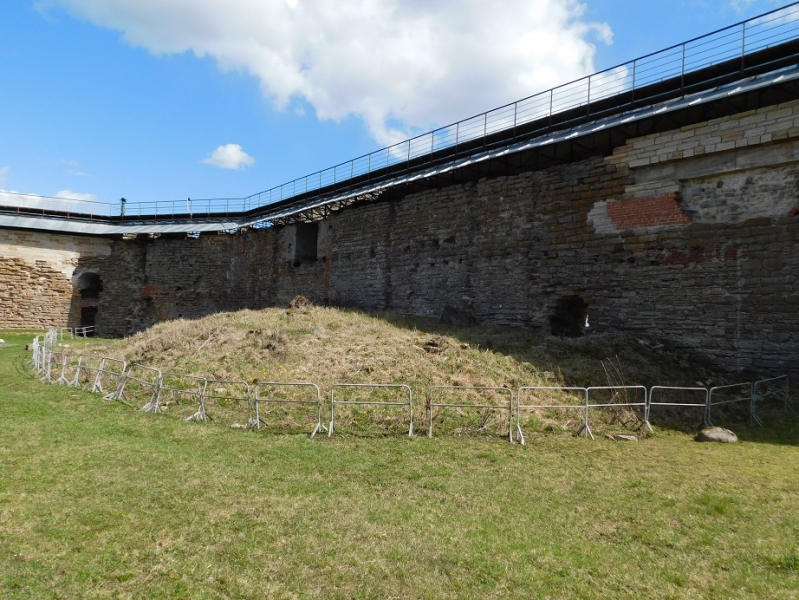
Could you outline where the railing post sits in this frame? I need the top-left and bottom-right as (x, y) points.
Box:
(587, 75), (592, 116)
(681, 42), (686, 93)
(513, 102), (517, 139)
(741, 21), (747, 72)
(631, 60), (636, 104)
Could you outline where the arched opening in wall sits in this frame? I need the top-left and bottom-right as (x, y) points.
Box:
(549, 295), (588, 337)
(74, 272), (103, 334)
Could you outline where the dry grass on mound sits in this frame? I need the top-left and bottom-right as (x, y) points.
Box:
(62, 307), (779, 436)
(87, 305), (728, 395)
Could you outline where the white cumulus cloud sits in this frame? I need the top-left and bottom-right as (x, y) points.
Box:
(202, 144), (256, 170)
(42, 0), (612, 146)
(0, 166), (101, 210)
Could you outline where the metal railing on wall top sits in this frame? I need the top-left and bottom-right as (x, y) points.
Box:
(2, 2), (798, 224)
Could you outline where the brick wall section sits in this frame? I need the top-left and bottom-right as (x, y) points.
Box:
(605, 194), (692, 229)
(2, 99), (798, 377)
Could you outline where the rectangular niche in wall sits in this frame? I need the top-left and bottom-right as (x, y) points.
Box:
(295, 222), (318, 264)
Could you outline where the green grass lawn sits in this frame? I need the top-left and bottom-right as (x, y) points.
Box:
(1, 334), (798, 598)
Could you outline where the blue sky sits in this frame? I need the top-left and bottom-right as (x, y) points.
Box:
(0, 0), (791, 209)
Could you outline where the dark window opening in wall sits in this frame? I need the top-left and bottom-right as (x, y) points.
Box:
(78, 272), (103, 299)
(550, 295), (588, 337)
(80, 307), (98, 331)
(295, 223), (318, 264)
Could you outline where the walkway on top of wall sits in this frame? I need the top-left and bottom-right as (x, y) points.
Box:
(2, 3), (799, 237)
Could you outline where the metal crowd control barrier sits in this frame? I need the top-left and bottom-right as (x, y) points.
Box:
(54, 352), (72, 385)
(329, 383), (413, 437)
(428, 386), (514, 442)
(55, 353), (84, 387)
(74, 354), (102, 389)
(157, 372), (208, 421)
(515, 386), (589, 444)
(25, 329), (795, 441)
(96, 358), (128, 396)
(201, 379), (253, 427)
(30, 336), (43, 371)
(254, 382), (323, 437)
(646, 386), (710, 430)
(42, 350), (59, 382)
(585, 386), (649, 439)
(44, 329), (59, 348)
(707, 382), (752, 427)
(751, 375), (790, 425)
(108, 363), (163, 412)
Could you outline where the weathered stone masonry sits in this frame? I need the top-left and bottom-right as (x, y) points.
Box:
(2, 99), (798, 376)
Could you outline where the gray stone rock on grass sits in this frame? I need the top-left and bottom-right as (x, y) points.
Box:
(695, 427), (738, 443)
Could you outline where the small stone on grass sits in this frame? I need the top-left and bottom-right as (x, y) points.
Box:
(695, 427), (738, 443)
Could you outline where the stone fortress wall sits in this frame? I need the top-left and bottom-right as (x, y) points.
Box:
(2, 99), (798, 376)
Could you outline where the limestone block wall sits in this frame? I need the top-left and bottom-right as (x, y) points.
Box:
(0, 230), (112, 329)
(1, 99), (797, 377)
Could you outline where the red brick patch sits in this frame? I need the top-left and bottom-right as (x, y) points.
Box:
(606, 194), (692, 229)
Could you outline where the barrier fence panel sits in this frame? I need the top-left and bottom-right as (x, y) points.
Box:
(42, 350), (60, 382)
(59, 353), (86, 387)
(44, 329), (59, 348)
(201, 380), (252, 428)
(109, 363), (163, 412)
(515, 386), (589, 444)
(157, 372), (208, 421)
(329, 384), (413, 437)
(586, 386), (648, 438)
(254, 382), (323, 437)
(428, 386), (514, 442)
(24, 329), (795, 443)
(646, 386), (710, 429)
(54, 351), (74, 386)
(74, 354), (103, 389)
(707, 382), (752, 427)
(96, 358), (128, 396)
(31, 336), (43, 372)
(751, 375), (790, 425)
